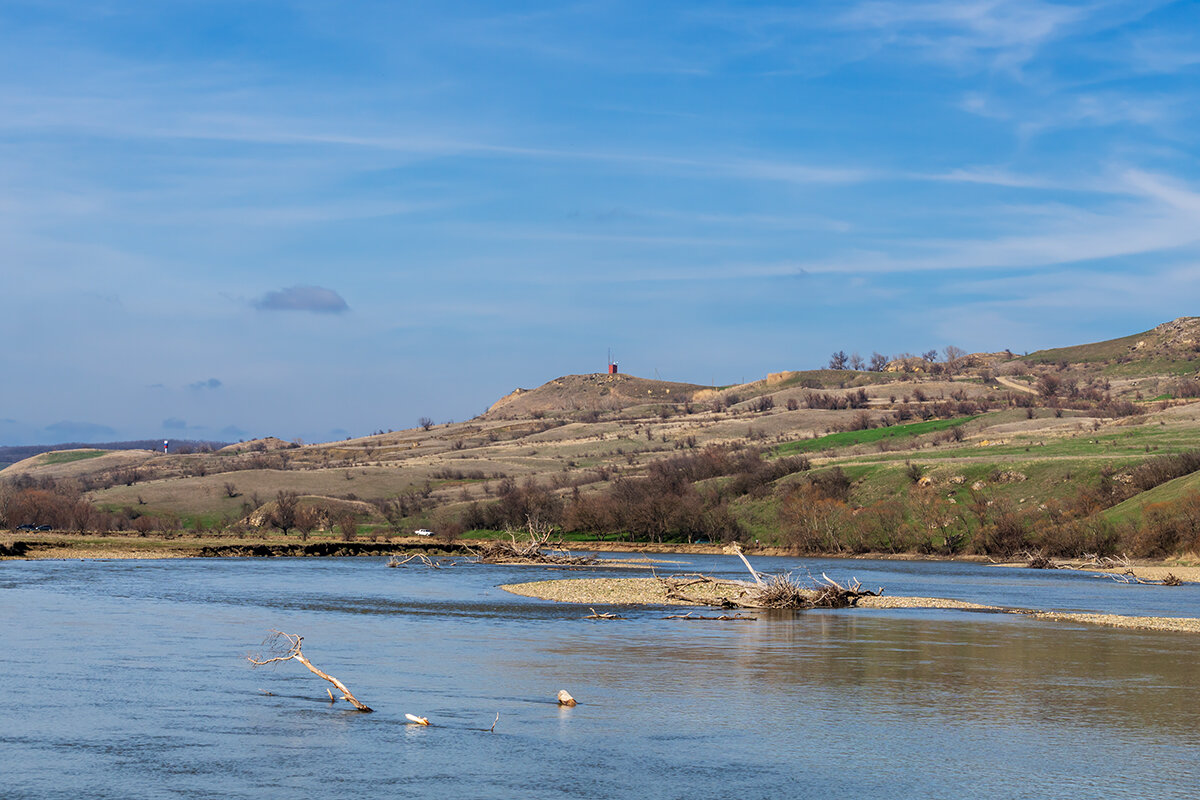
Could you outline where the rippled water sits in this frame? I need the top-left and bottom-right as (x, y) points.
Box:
(2, 555), (1198, 799)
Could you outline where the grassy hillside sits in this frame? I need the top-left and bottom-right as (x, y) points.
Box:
(5, 319), (1200, 558)
(1024, 317), (1200, 377)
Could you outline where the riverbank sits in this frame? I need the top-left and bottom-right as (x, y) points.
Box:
(500, 577), (1200, 634)
(0, 533), (466, 560)
(3, 533), (1197, 586)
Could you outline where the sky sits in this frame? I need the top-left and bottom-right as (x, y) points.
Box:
(3, 0), (1200, 446)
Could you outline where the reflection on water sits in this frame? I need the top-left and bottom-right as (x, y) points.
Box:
(1, 556), (1197, 799)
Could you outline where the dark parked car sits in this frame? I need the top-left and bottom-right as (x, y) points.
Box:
(15, 524), (51, 531)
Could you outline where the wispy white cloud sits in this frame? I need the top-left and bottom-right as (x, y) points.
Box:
(961, 89), (1177, 137)
(836, 0), (1087, 72)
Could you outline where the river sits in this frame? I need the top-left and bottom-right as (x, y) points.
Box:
(2, 555), (1197, 799)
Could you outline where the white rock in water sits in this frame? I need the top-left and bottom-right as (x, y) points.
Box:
(556, 690), (576, 707)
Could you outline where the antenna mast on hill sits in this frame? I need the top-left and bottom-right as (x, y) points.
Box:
(606, 348), (618, 375)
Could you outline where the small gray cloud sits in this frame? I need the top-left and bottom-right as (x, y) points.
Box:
(44, 420), (116, 440)
(162, 417), (188, 430)
(254, 285), (349, 314)
(188, 378), (222, 391)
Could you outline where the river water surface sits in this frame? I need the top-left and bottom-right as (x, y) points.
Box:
(2, 555), (1198, 799)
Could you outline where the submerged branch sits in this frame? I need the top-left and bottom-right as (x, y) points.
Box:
(248, 630), (373, 712)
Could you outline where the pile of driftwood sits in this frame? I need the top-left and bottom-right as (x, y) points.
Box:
(656, 544), (880, 610)
(383, 520), (597, 568)
(658, 571), (879, 610)
(1021, 550), (1182, 585)
(462, 520), (597, 566)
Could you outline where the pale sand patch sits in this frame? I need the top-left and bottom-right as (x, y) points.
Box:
(501, 577), (1200, 633)
(1028, 611), (1200, 634)
(501, 577), (750, 606)
(857, 596), (999, 611)
(19, 547), (193, 559)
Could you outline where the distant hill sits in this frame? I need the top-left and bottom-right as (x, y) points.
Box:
(1024, 317), (1200, 376)
(0, 439), (228, 470)
(10, 317), (1200, 561)
(486, 373), (710, 418)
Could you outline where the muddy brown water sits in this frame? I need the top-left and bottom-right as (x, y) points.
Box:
(2, 555), (1197, 799)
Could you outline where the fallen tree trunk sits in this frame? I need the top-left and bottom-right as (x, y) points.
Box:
(248, 630), (373, 712)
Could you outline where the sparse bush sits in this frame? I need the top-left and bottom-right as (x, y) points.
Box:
(749, 395), (775, 413)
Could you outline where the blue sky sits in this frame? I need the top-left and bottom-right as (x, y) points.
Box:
(3, 0), (1200, 446)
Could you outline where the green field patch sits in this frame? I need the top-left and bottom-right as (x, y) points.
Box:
(41, 450), (106, 465)
(774, 416), (978, 456)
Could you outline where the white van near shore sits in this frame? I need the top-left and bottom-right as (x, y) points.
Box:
(414, 528), (433, 537)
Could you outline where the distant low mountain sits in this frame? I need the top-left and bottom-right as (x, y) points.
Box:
(0, 439), (229, 470)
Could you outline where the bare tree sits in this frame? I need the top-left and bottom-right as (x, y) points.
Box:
(336, 510), (358, 541)
(418, 416), (434, 431)
(247, 630), (372, 712)
(869, 352), (889, 372)
(295, 506), (319, 542)
(943, 345), (967, 374)
(270, 490), (299, 535)
(921, 349), (939, 363)
(828, 351), (848, 370)
(849, 352), (865, 371)
(224, 482), (239, 498)
(70, 500), (95, 534)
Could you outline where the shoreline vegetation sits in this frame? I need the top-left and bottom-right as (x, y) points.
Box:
(2, 530), (1197, 577)
(2, 531), (1197, 580)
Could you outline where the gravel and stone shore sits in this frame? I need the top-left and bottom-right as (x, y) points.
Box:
(501, 577), (1200, 633)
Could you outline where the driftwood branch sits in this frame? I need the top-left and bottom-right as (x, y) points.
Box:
(584, 607), (625, 620)
(248, 630), (373, 712)
(387, 553), (458, 568)
(1100, 569), (1183, 586)
(725, 542), (766, 588)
